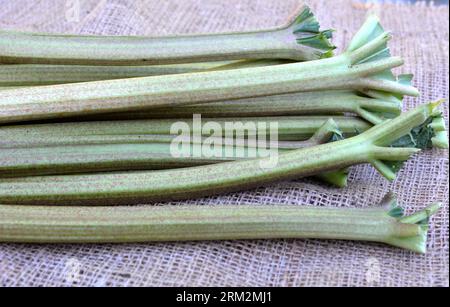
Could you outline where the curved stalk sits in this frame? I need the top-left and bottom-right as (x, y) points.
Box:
(0, 193), (440, 254)
(0, 6), (334, 65)
(0, 103), (440, 205)
(0, 15), (417, 124)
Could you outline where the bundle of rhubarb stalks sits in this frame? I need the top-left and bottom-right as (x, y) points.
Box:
(0, 6), (447, 253)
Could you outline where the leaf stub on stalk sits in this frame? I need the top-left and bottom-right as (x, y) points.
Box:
(0, 13), (420, 125)
(0, 192), (440, 253)
(0, 6), (333, 65)
(343, 15), (419, 100)
(375, 193), (441, 254)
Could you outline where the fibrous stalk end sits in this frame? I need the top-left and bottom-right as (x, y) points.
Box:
(380, 193), (441, 254)
(291, 6), (336, 59)
(360, 103), (445, 180)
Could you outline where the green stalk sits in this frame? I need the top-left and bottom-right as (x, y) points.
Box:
(0, 15), (418, 124)
(0, 6), (333, 65)
(0, 192), (440, 254)
(0, 61), (243, 86)
(0, 115), (371, 145)
(0, 119), (347, 187)
(207, 59), (296, 70)
(0, 102), (440, 205)
(0, 119), (340, 149)
(66, 90), (402, 125)
(0, 59), (292, 87)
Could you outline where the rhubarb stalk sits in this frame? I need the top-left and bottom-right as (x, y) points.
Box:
(0, 61), (242, 86)
(0, 115), (372, 145)
(0, 15), (418, 124)
(0, 6), (334, 65)
(0, 60), (292, 86)
(66, 90), (403, 125)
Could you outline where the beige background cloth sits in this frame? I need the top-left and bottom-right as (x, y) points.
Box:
(0, 0), (448, 287)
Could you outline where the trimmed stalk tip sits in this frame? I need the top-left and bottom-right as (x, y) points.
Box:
(0, 6), (333, 65)
(292, 6), (336, 59)
(0, 192), (440, 254)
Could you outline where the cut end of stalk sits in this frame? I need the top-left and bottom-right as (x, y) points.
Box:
(304, 119), (348, 187)
(369, 147), (420, 181)
(429, 112), (447, 131)
(389, 202), (441, 254)
(360, 102), (446, 180)
(291, 6), (336, 59)
(388, 228), (428, 254)
(429, 98), (446, 113)
(395, 74), (420, 97)
(347, 14), (390, 64)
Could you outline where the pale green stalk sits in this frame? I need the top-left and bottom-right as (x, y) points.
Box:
(0, 6), (334, 65)
(0, 86), (21, 91)
(0, 192), (440, 254)
(0, 15), (418, 124)
(0, 115), (372, 145)
(0, 103), (440, 205)
(0, 140), (301, 177)
(66, 90), (402, 125)
(0, 61), (241, 86)
(0, 59), (291, 87)
(0, 134), (330, 149)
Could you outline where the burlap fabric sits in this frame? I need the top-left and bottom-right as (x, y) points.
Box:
(0, 0), (448, 287)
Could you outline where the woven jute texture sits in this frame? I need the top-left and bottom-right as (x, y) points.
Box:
(0, 0), (448, 287)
